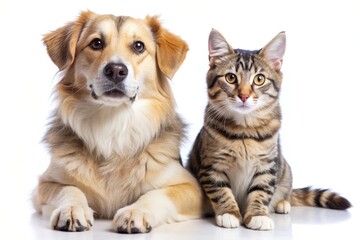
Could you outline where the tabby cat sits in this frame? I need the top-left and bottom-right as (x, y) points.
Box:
(187, 29), (351, 230)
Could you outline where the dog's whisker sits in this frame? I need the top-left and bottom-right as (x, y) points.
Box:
(89, 85), (98, 99)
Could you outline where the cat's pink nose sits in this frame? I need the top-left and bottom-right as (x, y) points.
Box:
(239, 94), (249, 103)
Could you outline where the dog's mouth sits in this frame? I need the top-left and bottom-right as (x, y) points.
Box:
(90, 85), (137, 103)
(103, 89), (125, 98)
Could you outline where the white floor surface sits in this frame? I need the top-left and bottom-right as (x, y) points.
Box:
(9, 202), (360, 240)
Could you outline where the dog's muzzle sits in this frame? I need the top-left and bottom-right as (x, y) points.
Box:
(89, 62), (137, 103)
(103, 63), (128, 83)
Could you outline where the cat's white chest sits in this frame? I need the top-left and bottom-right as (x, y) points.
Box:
(227, 156), (257, 212)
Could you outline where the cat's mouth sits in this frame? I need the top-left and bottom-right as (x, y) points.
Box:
(239, 105), (250, 109)
(236, 101), (251, 108)
(238, 105), (252, 112)
(233, 102), (255, 114)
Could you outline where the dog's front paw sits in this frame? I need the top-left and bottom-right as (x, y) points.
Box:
(245, 215), (274, 231)
(215, 213), (241, 228)
(50, 205), (94, 232)
(112, 207), (154, 234)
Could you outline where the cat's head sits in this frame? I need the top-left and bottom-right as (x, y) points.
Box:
(206, 29), (285, 118)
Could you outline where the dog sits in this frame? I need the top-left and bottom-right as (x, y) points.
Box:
(32, 11), (204, 233)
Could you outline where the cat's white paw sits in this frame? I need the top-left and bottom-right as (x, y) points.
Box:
(246, 215), (274, 230)
(112, 207), (154, 233)
(215, 213), (240, 228)
(50, 205), (94, 231)
(276, 200), (291, 214)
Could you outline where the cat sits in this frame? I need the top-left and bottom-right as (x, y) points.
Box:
(186, 29), (351, 230)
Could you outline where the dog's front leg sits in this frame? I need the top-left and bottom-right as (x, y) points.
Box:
(112, 181), (203, 234)
(33, 182), (94, 231)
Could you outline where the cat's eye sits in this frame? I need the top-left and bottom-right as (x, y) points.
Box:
(89, 38), (104, 50)
(225, 73), (237, 84)
(253, 74), (266, 86)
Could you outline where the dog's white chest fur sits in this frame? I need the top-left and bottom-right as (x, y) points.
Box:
(62, 99), (164, 159)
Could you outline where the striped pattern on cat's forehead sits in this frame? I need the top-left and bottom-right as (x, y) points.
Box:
(234, 49), (261, 72)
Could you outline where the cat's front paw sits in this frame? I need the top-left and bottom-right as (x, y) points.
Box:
(112, 207), (154, 234)
(50, 205), (94, 231)
(215, 213), (241, 228)
(245, 215), (274, 230)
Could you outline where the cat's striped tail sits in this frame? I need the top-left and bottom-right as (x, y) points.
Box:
(290, 187), (351, 210)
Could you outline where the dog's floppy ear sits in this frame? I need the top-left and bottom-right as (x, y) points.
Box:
(43, 11), (95, 70)
(146, 16), (189, 79)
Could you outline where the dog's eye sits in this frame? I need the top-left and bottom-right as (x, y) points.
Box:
(89, 38), (104, 50)
(131, 41), (145, 54)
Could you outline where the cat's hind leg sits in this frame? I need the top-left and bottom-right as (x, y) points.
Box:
(275, 200), (291, 214)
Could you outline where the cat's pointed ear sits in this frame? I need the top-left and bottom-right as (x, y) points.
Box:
(208, 29), (234, 61)
(259, 32), (286, 71)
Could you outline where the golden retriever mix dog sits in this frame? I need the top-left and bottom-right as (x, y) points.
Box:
(32, 11), (203, 233)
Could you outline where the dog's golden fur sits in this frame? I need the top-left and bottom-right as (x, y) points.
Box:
(33, 11), (203, 233)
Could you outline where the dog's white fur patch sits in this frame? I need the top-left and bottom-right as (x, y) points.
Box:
(61, 98), (167, 159)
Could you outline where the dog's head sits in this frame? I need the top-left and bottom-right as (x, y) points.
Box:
(44, 11), (188, 106)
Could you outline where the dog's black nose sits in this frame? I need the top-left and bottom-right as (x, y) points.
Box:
(103, 63), (128, 83)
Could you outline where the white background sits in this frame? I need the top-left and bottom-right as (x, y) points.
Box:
(1, 0), (359, 239)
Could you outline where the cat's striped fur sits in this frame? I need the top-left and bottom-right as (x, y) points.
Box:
(187, 29), (351, 230)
